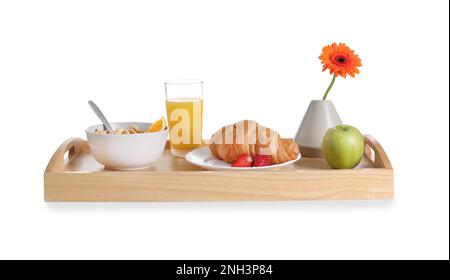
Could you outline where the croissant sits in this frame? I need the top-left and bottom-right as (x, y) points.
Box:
(209, 120), (300, 164)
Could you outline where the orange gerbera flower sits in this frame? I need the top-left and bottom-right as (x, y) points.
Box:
(320, 43), (362, 78)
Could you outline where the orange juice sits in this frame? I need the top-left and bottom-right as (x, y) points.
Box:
(166, 98), (203, 156)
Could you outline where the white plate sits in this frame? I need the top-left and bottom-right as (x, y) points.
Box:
(185, 147), (301, 171)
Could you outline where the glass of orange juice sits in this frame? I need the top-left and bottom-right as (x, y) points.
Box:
(165, 80), (203, 157)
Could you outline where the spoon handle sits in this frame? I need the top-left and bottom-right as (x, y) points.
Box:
(88, 100), (114, 132)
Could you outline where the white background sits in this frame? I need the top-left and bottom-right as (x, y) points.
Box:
(0, 0), (448, 260)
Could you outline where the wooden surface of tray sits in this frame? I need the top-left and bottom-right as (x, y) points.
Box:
(44, 135), (393, 202)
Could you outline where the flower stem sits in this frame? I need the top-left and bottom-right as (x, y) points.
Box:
(322, 75), (336, 100)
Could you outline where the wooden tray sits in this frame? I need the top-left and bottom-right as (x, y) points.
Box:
(44, 135), (393, 202)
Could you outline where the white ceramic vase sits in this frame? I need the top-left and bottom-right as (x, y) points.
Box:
(294, 100), (343, 158)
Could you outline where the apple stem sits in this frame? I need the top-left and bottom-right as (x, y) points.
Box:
(322, 75), (336, 100)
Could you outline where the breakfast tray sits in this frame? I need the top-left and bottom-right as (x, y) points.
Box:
(44, 135), (393, 202)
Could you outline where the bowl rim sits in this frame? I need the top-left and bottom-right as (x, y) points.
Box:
(86, 122), (168, 137)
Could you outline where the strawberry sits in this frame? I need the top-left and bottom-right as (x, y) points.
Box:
(231, 154), (254, 167)
(253, 155), (272, 167)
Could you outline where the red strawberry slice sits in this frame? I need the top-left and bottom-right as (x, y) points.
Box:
(231, 154), (254, 167)
(253, 155), (272, 167)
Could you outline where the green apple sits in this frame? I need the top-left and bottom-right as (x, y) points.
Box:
(322, 125), (364, 169)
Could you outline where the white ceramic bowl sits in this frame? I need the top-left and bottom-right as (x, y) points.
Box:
(86, 122), (168, 170)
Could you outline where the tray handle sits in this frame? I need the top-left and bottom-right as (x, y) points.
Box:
(45, 138), (87, 173)
(364, 135), (392, 169)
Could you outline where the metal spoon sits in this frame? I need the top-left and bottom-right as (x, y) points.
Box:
(88, 100), (114, 132)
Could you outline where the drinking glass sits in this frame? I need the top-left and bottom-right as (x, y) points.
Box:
(165, 80), (204, 157)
